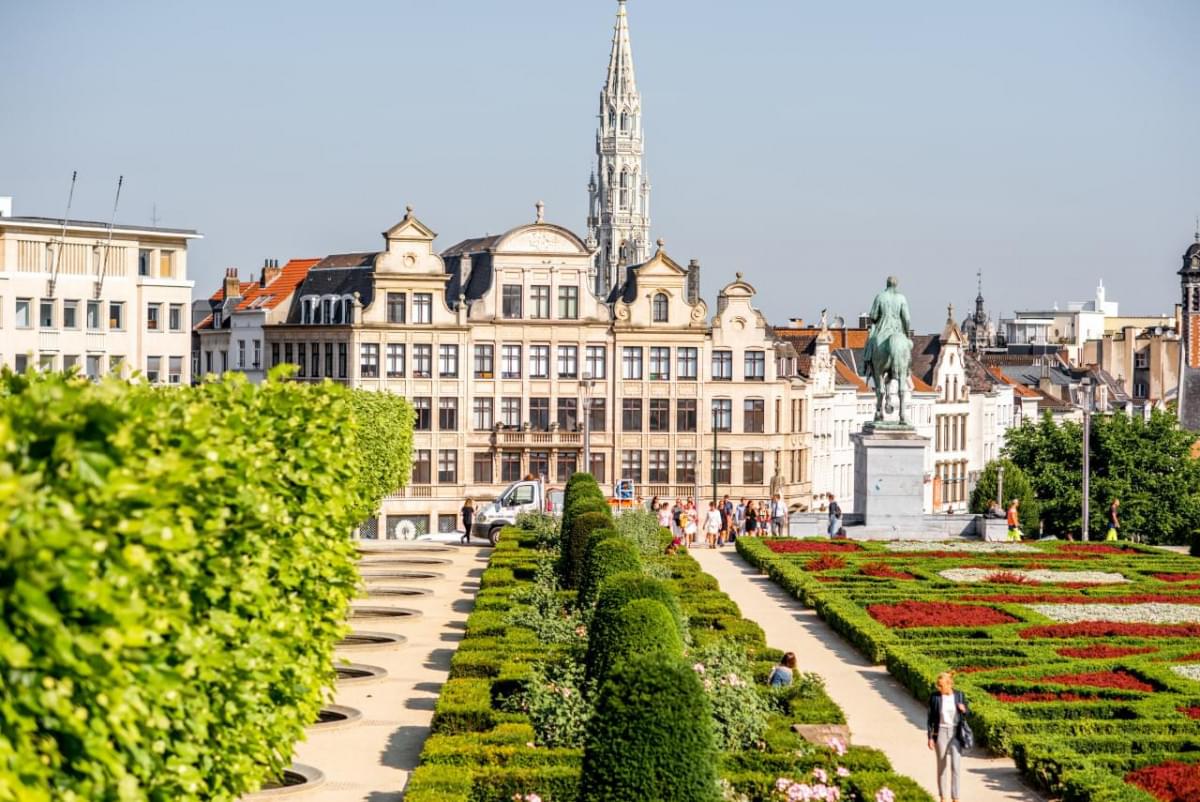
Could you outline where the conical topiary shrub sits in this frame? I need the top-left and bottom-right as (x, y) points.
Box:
(578, 537), (641, 607)
(585, 597), (682, 685)
(560, 510), (613, 589)
(579, 653), (720, 802)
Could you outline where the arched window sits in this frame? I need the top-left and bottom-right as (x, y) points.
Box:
(620, 111), (629, 131)
(652, 293), (668, 323)
(620, 170), (630, 209)
(322, 297), (334, 325)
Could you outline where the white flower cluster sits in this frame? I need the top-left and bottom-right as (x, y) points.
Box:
(1029, 603), (1200, 624)
(938, 568), (1127, 584)
(1171, 664), (1200, 682)
(885, 541), (1038, 553)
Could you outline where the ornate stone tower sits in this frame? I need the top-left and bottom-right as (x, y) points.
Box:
(587, 0), (651, 298)
(1176, 227), (1200, 430)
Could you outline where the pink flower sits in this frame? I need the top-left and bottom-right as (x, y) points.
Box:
(836, 766), (850, 778)
(812, 767), (828, 783)
(875, 788), (896, 802)
(693, 662), (706, 674)
(775, 778), (792, 792)
(825, 737), (847, 756)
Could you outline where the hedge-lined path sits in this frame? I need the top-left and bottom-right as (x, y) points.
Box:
(694, 548), (1046, 802)
(290, 542), (491, 801)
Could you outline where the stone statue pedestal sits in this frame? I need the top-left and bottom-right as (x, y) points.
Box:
(852, 425), (929, 534)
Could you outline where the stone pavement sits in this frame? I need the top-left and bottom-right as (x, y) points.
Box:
(287, 540), (490, 801)
(693, 547), (1046, 802)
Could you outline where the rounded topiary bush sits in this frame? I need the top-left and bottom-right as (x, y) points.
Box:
(586, 598), (682, 684)
(560, 510), (613, 589)
(580, 654), (719, 802)
(586, 573), (685, 678)
(560, 496), (610, 553)
(561, 473), (605, 531)
(578, 536), (642, 607)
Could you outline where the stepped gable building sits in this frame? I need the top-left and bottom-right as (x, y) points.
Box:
(587, 0), (652, 299)
(0, 195), (200, 382)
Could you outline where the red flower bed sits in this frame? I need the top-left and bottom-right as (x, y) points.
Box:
(765, 540), (861, 554)
(1057, 645), (1157, 659)
(968, 593), (1200, 605)
(868, 601), (1018, 629)
(805, 555), (847, 572)
(1041, 670), (1156, 693)
(860, 562), (916, 581)
(994, 691), (1097, 703)
(1021, 622), (1200, 640)
(1059, 544), (1138, 555)
(1126, 760), (1200, 801)
(985, 571), (1041, 585)
(1178, 706), (1200, 720)
(1174, 653), (1200, 662)
(1155, 573), (1200, 583)
(964, 593), (1074, 603)
(882, 551), (1091, 561)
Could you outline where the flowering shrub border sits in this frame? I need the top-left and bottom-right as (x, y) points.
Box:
(766, 540), (862, 554)
(867, 601), (1018, 629)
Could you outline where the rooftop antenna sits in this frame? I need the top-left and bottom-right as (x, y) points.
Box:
(47, 170), (78, 298)
(94, 175), (124, 300)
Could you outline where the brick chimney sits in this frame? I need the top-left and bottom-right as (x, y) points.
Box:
(223, 268), (241, 301)
(686, 259), (700, 305)
(260, 258), (282, 287)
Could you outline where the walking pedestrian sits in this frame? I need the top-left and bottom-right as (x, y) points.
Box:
(735, 498), (747, 538)
(672, 498), (683, 537)
(1106, 499), (1121, 542)
(460, 498), (475, 545)
(719, 494), (734, 545)
(1006, 499), (1023, 542)
(826, 493), (842, 538)
(704, 503), (722, 549)
(927, 672), (970, 802)
(769, 493), (788, 536)
(745, 501), (760, 535)
(657, 502), (672, 529)
(768, 652), (798, 687)
(683, 510), (698, 546)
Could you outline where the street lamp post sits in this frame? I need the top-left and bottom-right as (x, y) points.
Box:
(581, 372), (594, 479)
(997, 463), (1005, 508)
(1081, 377), (1092, 542)
(711, 410), (719, 506)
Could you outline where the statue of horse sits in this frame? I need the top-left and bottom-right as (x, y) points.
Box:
(866, 331), (913, 424)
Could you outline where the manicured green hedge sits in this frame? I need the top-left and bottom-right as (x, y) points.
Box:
(0, 371), (410, 801)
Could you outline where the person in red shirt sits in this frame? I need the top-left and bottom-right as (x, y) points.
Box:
(1006, 499), (1023, 542)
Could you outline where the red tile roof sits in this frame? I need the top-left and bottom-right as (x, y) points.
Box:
(209, 281), (252, 302)
(776, 327), (870, 350)
(986, 366), (1041, 399)
(834, 360), (870, 392)
(235, 259), (321, 311)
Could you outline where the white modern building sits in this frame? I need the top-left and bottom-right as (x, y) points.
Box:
(0, 196), (200, 381)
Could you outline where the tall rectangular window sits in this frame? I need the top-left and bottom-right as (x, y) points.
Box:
(473, 452), (494, 484)
(168, 356), (183, 384)
(40, 299), (56, 328)
(501, 452), (522, 482)
(501, 345), (522, 379)
(138, 249), (151, 276)
(412, 450), (432, 484)
(529, 345), (550, 379)
(622, 347), (643, 379)
(744, 399), (765, 433)
(529, 398), (550, 430)
(472, 397), (494, 430)
(413, 344), (432, 378)
(439, 344), (459, 378)
(145, 303), (160, 331)
(159, 250), (174, 278)
(387, 292), (406, 324)
(253, 339), (261, 369)
(589, 452), (607, 483)
(529, 451), (549, 480)
(86, 300), (101, 331)
(557, 345), (578, 378)
(677, 347), (698, 380)
(271, 342), (280, 368)
(85, 355), (101, 380)
(676, 399), (697, 432)
(146, 356), (162, 383)
(326, 342), (334, 377)
(413, 397), (432, 430)
(557, 452), (577, 482)
(622, 398), (643, 431)
(311, 343), (320, 377)
(438, 398), (458, 430)
(297, 343), (307, 378)
(745, 351), (766, 381)
(712, 350), (732, 380)
(649, 398), (670, 432)
(558, 286), (579, 319)
(621, 450), (642, 482)
(714, 450), (731, 484)
(338, 342), (347, 378)
(585, 345), (606, 379)
(360, 343), (380, 378)
(676, 451), (697, 484)
(237, 340), (246, 369)
(413, 293), (432, 324)
(743, 451), (765, 484)
(108, 302), (125, 330)
(502, 285), (522, 319)
(62, 300), (79, 329)
(501, 397), (522, 428)
(169, 304), (184, 332)
(474, 344), (494, 378)
(437, 450), (458, 484)
(649, 347), (671, 380)
(712, 399), (733, 432)
(15, 298), (31, 329)
(588, 397), (607, 432)
(387, 343), (405, 377)
(648, 450), (670, 483)
(557, 398), (578, 430)
(530, 285), (550, 319)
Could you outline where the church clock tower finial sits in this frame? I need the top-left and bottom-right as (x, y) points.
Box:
(587, 0), (651, 298)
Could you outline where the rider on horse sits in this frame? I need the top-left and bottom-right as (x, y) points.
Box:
(863, 276), (914, 423)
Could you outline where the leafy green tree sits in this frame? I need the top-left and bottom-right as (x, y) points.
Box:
(1003, 414), (1082, 536)
(970, 459), (1039, 532)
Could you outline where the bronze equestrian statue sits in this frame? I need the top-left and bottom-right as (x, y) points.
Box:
(863, 276), (914, 425)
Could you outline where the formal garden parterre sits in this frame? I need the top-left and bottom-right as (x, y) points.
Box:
(737, 536), (1200, 802)
(406, 474), (930, 802)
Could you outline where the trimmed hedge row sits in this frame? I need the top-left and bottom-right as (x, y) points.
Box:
(407, 524), (931, 801)
(738, 536), (1200, 801)
(0, 371), (412, 801)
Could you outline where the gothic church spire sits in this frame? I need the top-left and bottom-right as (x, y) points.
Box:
(587, 0), (652, 298)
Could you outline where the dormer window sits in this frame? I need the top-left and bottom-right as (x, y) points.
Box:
(213, 310), (223, 328)
(652, 292), (668, 323)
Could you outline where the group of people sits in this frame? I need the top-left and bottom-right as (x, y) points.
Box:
(986, 496), (1124, 543)
(653, 494), (790, 549)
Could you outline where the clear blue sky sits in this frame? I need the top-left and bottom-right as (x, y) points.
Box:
(2, 0), (1197, 330)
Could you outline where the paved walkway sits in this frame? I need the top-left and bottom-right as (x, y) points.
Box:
(693, 548), (1045, 802)
(288, 540), (490, 801)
